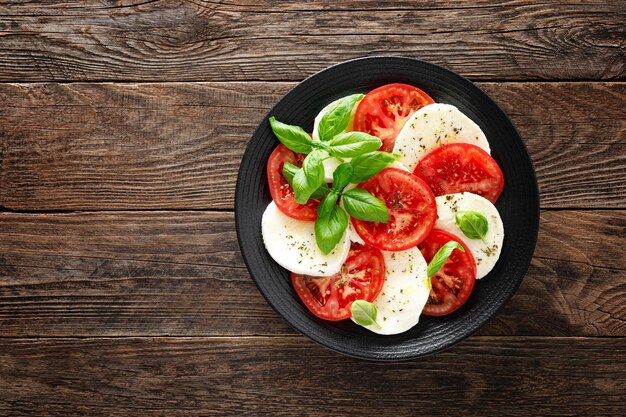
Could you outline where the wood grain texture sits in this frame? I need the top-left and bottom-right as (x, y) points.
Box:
(0, 336), (624, 416)
(0, 1), (624, 82)
(0, 210), (623, 337)
(0, 1), (623, 415)
(1, 82), (624, 210)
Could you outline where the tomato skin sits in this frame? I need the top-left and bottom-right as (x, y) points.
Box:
(415, 143), (504, 203)
(267, 144), (320, 221)
(418, 229), (476, 316)
(353, 83), (435, 152)
(352, 168), (437, 252)
(291, 243), (385, 321)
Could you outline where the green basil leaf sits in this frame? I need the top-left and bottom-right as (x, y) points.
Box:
(281, 162), (299, 183)
(310, 183), (331, 200)
(315, 205), (348, 254)
(331, 163), (353, 192)
(327, 132), (382, 158)
(455, 210), (489, 243)
(427, 241), (465, 278)
(350, 300), (381, 330)
(269, 116), (313, 154)
(317, 94), (364, 142)
(342, 188), (388, 223)
(349, 151), (398, 183)
(283, 162), (329, 200)
(292, 150), (325, 204)
(317, 191), (339, 218)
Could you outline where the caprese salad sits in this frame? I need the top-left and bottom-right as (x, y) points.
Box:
(261, 83), (505, 335)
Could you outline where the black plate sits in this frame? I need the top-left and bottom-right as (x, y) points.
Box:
(235, 57), (539, 360)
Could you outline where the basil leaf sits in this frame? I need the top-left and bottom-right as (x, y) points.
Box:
(331, 163), (353, 192)
(349, 151), (398, 183)
(455, 210), (489, 243)
(427, 241), (465, 278)
(342, 188), (388, 223)
(292, 150), (325, 204)
(310, 184), (331, 200)
(281, 162), (299, 183)
(269, 116), (313, 154)
(350, 300), (381, 330)
(317, 191), (339, 218)
(283, 162), (329, 200)
(315, 205), (348, 254)
(327, 132), (382, 158)
(317, 94), (364, 142)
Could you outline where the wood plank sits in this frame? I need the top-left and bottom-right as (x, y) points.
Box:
(1, 82), (624, 210)
(0, 1), (624, 82)
(5, 0), (616, 13)
(0, 336), (624, 416)
(0, 210), (623, 337)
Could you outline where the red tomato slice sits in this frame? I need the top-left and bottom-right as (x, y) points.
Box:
(418, 229), (476, 316)
(351, 168), (437, 251)
(267, 144), (320, 221)
(353, 83), (435, 152)
(291, 243), (385, 321)
(415, 143), (504, 203)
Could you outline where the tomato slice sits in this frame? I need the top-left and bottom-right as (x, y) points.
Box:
(267, 144), (320, 221)
(291, 243), (385, 321)
(415, 143), (504, 203)
(353, 83), (435, 152)
(351, 168), (437, 251)
(418, 229), (476, 316)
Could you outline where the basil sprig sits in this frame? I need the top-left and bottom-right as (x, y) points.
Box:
(312, 162), (391, 254)
(455, 211), (489, 243)
(268, 101), (397, 254)
(350, 300), (382, 329)
(427, 241), (465, 279)
(318, 94), (363, 141)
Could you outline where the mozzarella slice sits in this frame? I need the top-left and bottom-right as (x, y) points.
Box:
(348, 222), (365, 245)
(354, 247), (430, 335)
(390, 161), (411, 172)
(435, 192), (504, 279)
(312, 96), (362, 182)
(393, 103), (491, 172)
(319, 155), (342, 183)
(261, 201), (350, 276)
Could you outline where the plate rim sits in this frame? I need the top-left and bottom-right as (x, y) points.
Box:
(235, 56), (540, 361)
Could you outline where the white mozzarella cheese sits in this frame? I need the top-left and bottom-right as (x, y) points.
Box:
(347, 222), (365, 245)
(435, 192), (504, 279)
(261, 201), (350, 276)
(393, 103), (491, 172)
(354, 247), (430, 335)
(390, 161), (411, 172)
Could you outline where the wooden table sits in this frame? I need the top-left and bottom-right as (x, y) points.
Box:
(0, 1), (624, 415)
